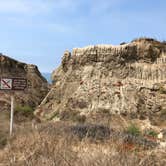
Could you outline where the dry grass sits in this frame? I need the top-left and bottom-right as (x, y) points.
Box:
(0, 122), (165, 166)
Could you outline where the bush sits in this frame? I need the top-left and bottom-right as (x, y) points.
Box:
(15, 105), (33, 112)
(126, 124), (141, 137)
(144, 129), (158, 138)
(120, 42), (126, 45)
(70, 124), (111, 140)
(132, 37), (158, 43)
(14, 105), (34, 118)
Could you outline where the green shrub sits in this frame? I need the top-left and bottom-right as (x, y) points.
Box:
(126, 124), (141, 136)
(144, 129), (158, 138)
(15, 105), (34, 117)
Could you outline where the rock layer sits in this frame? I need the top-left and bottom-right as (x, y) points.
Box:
(0, 54), (48, 110)
(35, 38), (166, 123)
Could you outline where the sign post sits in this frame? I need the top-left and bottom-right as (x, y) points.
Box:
(0, 77), (27, 136)
(10, 95), (14, 136)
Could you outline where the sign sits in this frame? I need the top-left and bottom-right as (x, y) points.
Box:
(1, 78), (12, 90)
(12, 78), (27, 90)
(0, 77), (27, 136)
(0, 78), (27, 91)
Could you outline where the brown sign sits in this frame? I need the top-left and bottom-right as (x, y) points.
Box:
(12, 78), (27, 90)
(0, 78), (27, 91)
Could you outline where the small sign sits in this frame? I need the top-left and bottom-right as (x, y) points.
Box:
(0, 78), (27, 91)
(12, 78), (27, 90)
(1, 78), (12, 90)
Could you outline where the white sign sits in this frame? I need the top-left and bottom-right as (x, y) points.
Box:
(0, 78), (12, 90)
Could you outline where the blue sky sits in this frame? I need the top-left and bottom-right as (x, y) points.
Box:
(0, 0), (165, 72)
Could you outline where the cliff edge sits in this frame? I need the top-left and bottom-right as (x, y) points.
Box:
(35, 38), (166, 125)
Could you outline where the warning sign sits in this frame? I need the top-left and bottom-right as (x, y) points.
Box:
(0, 78), (12, 90)
(0, 78), (27, 91)
(12, 78), (27, 90)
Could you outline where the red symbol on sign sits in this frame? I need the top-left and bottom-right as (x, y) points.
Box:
(1, 79), (12, 89)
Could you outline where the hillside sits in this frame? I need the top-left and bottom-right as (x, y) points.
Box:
(35, 38), (166, 128)
(0, 38), (166, 165)
(0, 54), (49, 110)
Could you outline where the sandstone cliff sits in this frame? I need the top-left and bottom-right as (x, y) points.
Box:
(0, 54), (49, 110)
(35, 38), (166, 125)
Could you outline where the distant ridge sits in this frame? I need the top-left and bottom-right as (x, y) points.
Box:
(42, 73), (52, 83)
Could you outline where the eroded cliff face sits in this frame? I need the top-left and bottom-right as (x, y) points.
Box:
(35, 38), (166, 124)
(0, 54), (49, 110)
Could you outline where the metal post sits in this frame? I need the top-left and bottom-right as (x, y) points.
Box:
(10, 95), (14, 136)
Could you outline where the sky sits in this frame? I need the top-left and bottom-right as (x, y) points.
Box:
(0, 0), (165, 72)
